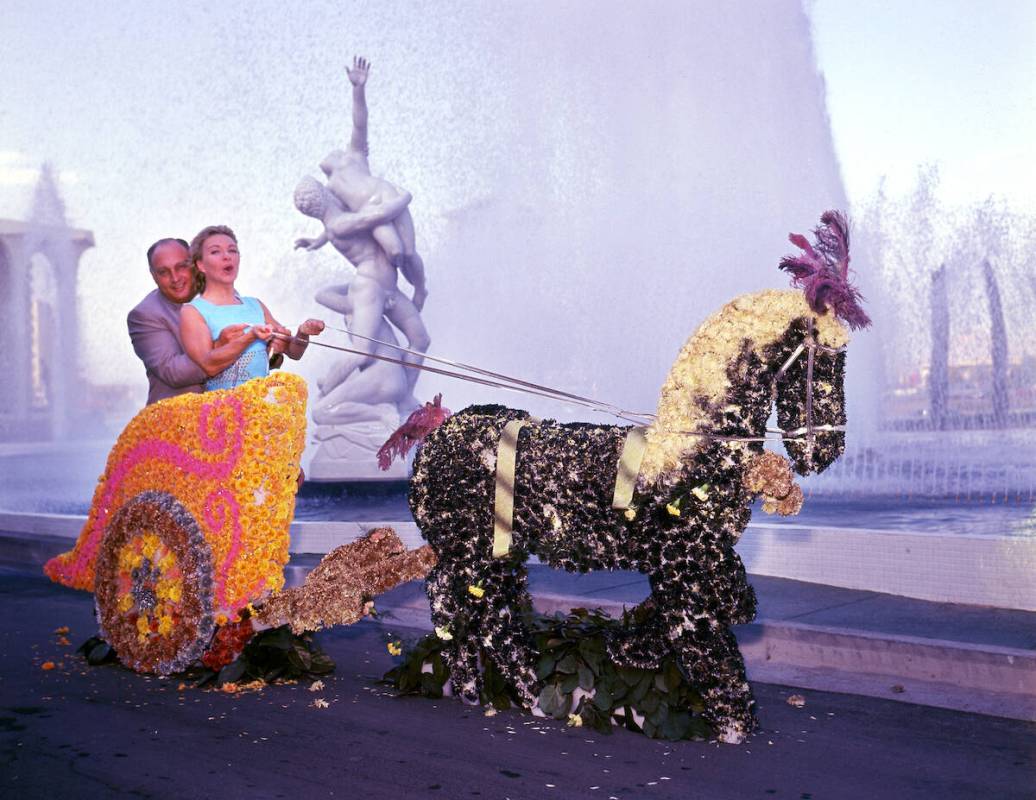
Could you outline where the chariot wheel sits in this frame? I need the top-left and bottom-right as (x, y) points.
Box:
(94, 491), (216, 675)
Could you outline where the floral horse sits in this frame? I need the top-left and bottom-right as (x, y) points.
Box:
(408, 212), (869, 743)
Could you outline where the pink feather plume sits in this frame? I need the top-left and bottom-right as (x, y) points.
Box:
(779, 210), (871, 330)
(377, 394), (451, 470)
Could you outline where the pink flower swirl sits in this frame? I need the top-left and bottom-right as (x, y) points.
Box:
(204, 488), (243, 610)
(47, 395), (245, 586)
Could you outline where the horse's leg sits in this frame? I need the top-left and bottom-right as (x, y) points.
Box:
(605, 596), (669, 670)
(425, 560), (482, 703)
(478, 559), (541, 708)
(672, 622), (754, 743)
(653, 582), (756, 743)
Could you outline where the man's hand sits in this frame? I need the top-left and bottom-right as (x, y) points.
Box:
(347, 56), (370, 87)
(213, 323), (249, 348)
(298, 318), (325, 336)
(412, 286), (428, 312)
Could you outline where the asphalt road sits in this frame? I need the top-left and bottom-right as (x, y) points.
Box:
(1, 569), (1033, 800)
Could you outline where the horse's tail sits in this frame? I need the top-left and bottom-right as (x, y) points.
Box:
(377, 394), (451, 470)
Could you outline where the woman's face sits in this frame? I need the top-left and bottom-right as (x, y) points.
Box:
(197, 233), (240, 286)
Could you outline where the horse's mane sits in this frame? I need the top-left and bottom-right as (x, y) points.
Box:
(639, 289), (849, 485)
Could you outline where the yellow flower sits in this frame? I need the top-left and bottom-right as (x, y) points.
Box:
(118, 594), (134, 613)
(467, 584), (485, 599)
(434, 626), (453, 641)
(136, 616), (151, 636)
(140, 532), (161, 559)
(387, 641), (403, 656)
(623, 508), (637, 521)
(157, 615), (174, 637)
(567, 713), (583, 727)
(215, 614), (229, 626)
(666, 500), (682, 517)
(691, 484), (711, 501)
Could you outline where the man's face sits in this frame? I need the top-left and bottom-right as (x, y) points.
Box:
(149, 242), (194, 304)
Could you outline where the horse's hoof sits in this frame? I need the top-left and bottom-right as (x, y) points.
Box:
(716, 723), (747, 745)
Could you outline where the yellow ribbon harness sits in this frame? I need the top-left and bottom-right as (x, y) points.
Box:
(491, 423), (649, 559)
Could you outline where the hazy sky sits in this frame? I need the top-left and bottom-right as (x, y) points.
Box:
(0, 0), (1032, 395)
(809, 0), (1035, 211)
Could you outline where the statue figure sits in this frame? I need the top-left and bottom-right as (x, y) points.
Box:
(295, 56), (429, 403)
(311, 279), (410, 428)
(295, 56), (431, 477)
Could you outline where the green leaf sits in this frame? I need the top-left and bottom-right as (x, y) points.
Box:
(218, 659), (246, 685)
(560, 673), (579, 693)
(556, 653), (579, 674)
(87, 641), (113, 665)
(578, 639), (604, 675)
(577, 665), (595, 692)
(664, 660), (683, 692)
(538, 683), (563, 716)
(535, 656), (557, 680)
(256, 627), (294, 651)
(593, 685), (613, 711)
(658, 708), (692, 741)
(640, 692), (660, 715)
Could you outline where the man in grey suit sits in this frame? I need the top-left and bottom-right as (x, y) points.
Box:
(128, 238), (252, 405)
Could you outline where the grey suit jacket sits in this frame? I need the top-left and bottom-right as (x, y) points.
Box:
(127, 289), (206, 405)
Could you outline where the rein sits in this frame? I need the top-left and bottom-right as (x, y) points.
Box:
(271, 323), (846, 447)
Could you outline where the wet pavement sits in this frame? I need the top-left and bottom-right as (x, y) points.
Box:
(2, 567), (1034, 800)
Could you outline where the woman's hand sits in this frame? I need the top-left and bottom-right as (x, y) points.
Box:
(266, 323), (292, 356)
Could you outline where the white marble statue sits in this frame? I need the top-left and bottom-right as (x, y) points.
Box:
(296, 57), (431, 478)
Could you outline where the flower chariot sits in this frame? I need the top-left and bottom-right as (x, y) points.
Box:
(44, 372), (433, 675)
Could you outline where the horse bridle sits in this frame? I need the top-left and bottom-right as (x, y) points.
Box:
(773, 317), (847, 456)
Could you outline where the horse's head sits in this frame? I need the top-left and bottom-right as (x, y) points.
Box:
(773, 209), (869, 476)
(774, 315), (848, 476)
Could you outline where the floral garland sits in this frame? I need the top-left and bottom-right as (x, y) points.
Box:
(46, 374), (307, 674)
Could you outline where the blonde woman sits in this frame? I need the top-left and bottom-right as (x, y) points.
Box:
(181, 225), (323, 389)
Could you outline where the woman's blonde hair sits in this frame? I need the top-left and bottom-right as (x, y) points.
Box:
(189, 224), (238, 265)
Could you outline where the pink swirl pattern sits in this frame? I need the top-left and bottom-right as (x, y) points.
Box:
(46, 396), (244, 586)
(204, 488), (245, 610)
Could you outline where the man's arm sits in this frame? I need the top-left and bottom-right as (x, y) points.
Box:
(347, 56), (370, 156)
(327, 191), (412, 239)
(259, 301), (324, 361)
(128, 308), (207, 389)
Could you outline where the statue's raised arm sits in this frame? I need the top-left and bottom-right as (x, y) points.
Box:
(346, 55), (370, 158)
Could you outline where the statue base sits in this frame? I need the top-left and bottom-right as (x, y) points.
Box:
(307, 407), (410, 480)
